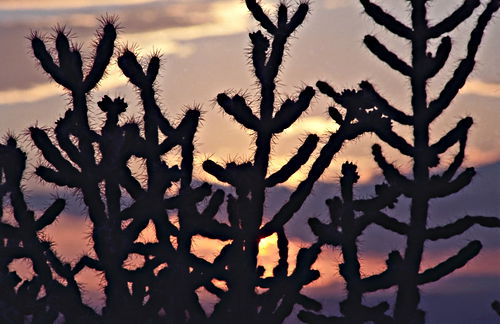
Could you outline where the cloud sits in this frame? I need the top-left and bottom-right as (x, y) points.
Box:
(0, 83), (63, 106)
(0, 64), (129, 105)
(301, 277), (500, 324)
(122, 1), (249, 53)
(0, 0), (158, 10)
(464, 145), (500, 166)
(0, 1), (250, 105)
(461, 79), (500, 98)
(7, 160), (498, 315)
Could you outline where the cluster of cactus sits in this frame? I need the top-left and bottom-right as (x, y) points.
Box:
(26, 16), (230, 323)
(299, 0), (500, 323)
(0, 137), (98, 323)
(0, 0), (498, 323)
(202, 1), (320, 322)
(201, 1), (414, 321)
(1, 2), (333, 322)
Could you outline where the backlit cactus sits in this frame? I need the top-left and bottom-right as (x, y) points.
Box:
(300, 1), (500, 323)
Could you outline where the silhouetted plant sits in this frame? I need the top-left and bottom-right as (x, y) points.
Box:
(1, 0), (498, 323)
(22, 4), (340, 322)
(299, 161), (400, 324)
(201, 1), (321, 322)
(492, 300), (500, 316)
(26, 18), (231, 323)
(18, 2), (395, 322)
(0, 138), (97, 322)
(199, 1), (396, 322)
(300, 0), (500, 323)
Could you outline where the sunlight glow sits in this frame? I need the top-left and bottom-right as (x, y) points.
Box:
(123, 1), (249, 54)
(259, 233), (279, 252)
(135, 219), (159, 244)
(258, 233), (280, 277)
(282, 116), (340, 137)
(191, 235), (231, 264)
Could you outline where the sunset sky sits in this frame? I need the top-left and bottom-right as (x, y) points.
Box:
(1, 0), (499, 323)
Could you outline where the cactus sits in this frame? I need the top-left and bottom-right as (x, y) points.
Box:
(492, 300), (500, 316)
(22, 5), (339, 322)
(0, 1), (497, 323)
(26, 18), (230, 323)
(21, 2), (396, 322)
(0, 138), (97, 322)
(300, 0), (500, 323)
(201, 2), (320, 322)
(200, 1), (395, 322)
(300, 162), (400, 324)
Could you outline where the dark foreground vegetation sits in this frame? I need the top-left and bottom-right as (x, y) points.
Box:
(0, 1), (498, 323)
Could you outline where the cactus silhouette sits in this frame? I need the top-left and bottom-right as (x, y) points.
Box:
(26, 18), (230, 323)
(0, 1), (498, 323)
(299, 0), (500, 323)
(202, 1), (321, 322)
(10, 3), (350, 322)
(201, 1), (397, 322)
(0, 138), (97, 322)
(300, 161), (401, 324)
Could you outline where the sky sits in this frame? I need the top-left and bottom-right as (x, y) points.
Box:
(1, 0), (499, 322)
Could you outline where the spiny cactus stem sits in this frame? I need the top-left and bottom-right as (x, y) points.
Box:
(7, 165), (95, 320)
(339, 174), (363, 322)
(427, 0), (500, 123)
(254, 131), (273, 181)
(360, 0), (412, 39)
(71, 91), (98, 168)
(390, 3), (431, 319)
(427, 0), (480, 38)
(260, 123), (366, 237)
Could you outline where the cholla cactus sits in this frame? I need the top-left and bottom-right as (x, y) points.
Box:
(201, 1), (321, 322)
(1, 0), (497, 323)
(300, 0), (500, 323)
(201, 1), (392, 323)
(27, 18), (228, 323)
(300, 162), (400, 324)
(0, 138), (97, 322)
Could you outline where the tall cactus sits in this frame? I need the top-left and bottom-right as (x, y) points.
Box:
(202, 1), (321, 322)
(300, 0), (500, 323)
(27, 18), (229, 323)
(201, 1), (393, 322)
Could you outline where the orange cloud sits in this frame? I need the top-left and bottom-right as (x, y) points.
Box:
(464, 146), (500, 167)
(122, 1), (249, 54)
(461, 79), (500, 98)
